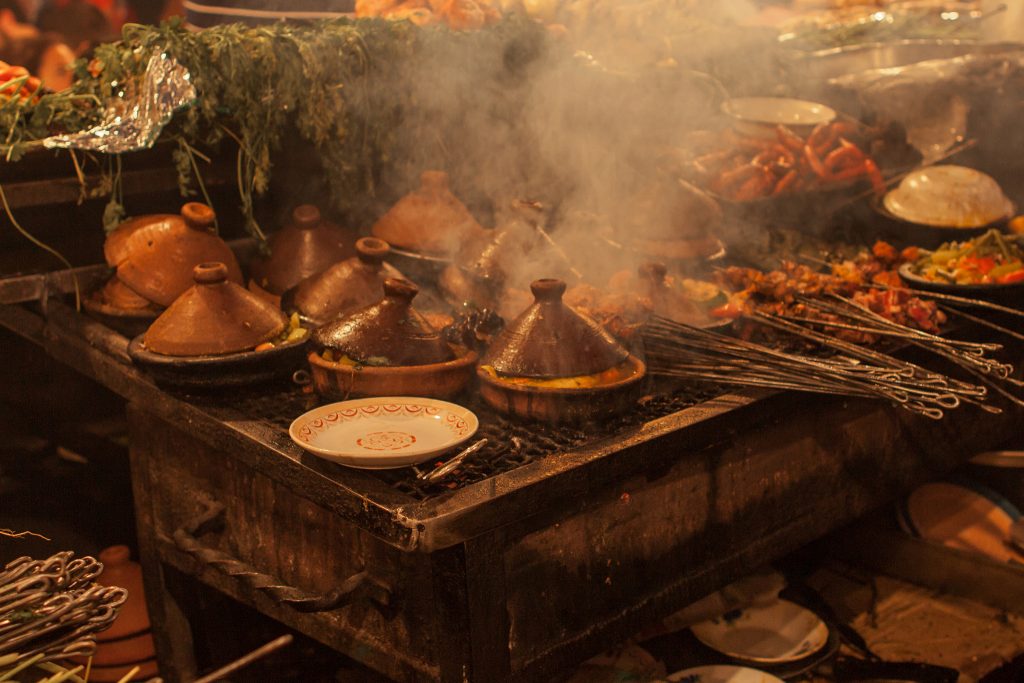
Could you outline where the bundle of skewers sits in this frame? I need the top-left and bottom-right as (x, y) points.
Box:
(641, 242), (1024, 419)
(0, 552), (127, 682)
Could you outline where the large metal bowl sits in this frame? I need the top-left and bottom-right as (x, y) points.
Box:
(788, 39), (1023, 84)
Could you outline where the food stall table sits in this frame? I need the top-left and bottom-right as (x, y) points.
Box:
(0, 273), (1019, 683)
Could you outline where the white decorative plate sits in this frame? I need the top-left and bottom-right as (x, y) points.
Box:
(722, 97), (836, 127)
(690, 599), (829, 664)
(289, 397), (479, 469)
(662, 664), (786, 683)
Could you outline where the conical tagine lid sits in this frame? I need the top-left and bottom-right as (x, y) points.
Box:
(312, 278), (454, 366)
(249, 204), (356, 295)
(106, 203), (243, 307)
(284, 237), (404, 325)
(482, 278), (629, 378)
(143, 262), (287, 356)
(371, 170), (486, 256)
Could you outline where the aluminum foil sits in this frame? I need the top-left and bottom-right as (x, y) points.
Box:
(43, 51), (196, 154)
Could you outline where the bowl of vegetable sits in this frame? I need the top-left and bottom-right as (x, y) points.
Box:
(898, 229), (1024, 305)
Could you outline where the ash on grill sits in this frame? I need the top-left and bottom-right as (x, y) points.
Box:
(184, 379), (722, 501)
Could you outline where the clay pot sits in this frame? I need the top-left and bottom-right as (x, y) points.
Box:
(371, 170), (487, 257)
(308, 348), (477, 400)
(249, 204), (356, 296)
(312, 278), (454, 367)
(105, 203), (243, 307)
(143, 262), (287, 356)
(477, 354), (646, 424)
(481, 278), (629, 379)
(283, 237), (404, 326)
(637, 262), (713, 327)
(74, 545), (158, 682)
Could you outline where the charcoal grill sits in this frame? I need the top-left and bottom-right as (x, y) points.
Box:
(1, 271), (1022, 683)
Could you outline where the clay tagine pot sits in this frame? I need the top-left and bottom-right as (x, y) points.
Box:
(71, 545), (158, 682)
(478, 278), (645, 423)
(143, 262), (287, 356)
(371, 170), (487, 257)
(83, 275), (163, 338)
(283, 237), (404, 326)
(249, 204), (356, 298)
(308, 278), (476, 399)
(637, 262), (715, 327)
(105, 203), (244, 307)
(482, 278), (630, 379)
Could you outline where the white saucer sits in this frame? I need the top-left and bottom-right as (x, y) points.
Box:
(690, 599), (829, 664)
(663, 664), (786, 683)
(722, 97), (836, 127)
(289, 397), (479, 469)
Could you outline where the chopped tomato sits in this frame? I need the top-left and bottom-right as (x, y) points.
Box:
(872, 241), (898, 263)
(998, 269), (1024, 284)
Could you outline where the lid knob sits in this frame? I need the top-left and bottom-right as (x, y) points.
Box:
(293, 204), (321, 229)
(383, 277), (418, 302)
(193, 262), (228, 284)
(530, 278), (566, 303)
(356, 237), (390, 264)
(182, 202), (216, 230)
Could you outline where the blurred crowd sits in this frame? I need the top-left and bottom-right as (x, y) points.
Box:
(0, 0), (167, 90)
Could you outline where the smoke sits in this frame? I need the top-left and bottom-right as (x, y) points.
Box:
(364, 5), (781, 296)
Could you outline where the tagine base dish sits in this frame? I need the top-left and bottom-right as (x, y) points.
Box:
(897, 262), (1024, 306)
(127, 335), (310, 389)
(82, 296), (160, 339)
(307, 348), (478, 401)
(289, 397), (479, 469)
(663, 664), (785, 683)
(477, 354), (646, 425)
(871, 198), (1003, 249)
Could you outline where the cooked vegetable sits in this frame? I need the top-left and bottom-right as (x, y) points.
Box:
(909, 229), (1024, 285)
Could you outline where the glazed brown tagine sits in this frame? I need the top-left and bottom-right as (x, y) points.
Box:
(249, 204), (356, 300)
(478, 278), (646, 423)
(283, 237), (405, 326)
(308, 278), (476, 399)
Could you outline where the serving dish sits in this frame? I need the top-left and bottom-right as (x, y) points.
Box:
(308, 278), (476, 399)
(722, 96), (836, 137)
(661, 665), (785, 683)
(896, 230), (1024, 304)
(127, 335), (309, 389)
(882, 165), (1014, 229)
(289, 397), (479, 469)
(897, 261), (1024, 304)
(689, 599), (829, 665)
(898, 479), (1024, 564)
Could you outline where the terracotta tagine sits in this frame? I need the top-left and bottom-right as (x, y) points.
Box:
(478, 278), (645, 423)
(83, 275), (163, 338)
(105, 203), (243, 307)
(249, 204), (356, 298)
(308, 278), (476, 399)
(371, 170), (487, 257)
(637, 262), (714, 328)
(71, 546), (158, 682)
(143, 262), (287, 356)
(283, 237), (405, 326)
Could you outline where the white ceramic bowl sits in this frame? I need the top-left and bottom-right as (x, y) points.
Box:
(690, 599), (829, 664)
(883, 165), (1014, 228)
(722, 97), (836, 128)
(289, 397), (479, 469)
(662, 664), (786, 683)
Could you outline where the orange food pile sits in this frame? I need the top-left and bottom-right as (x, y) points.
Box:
(0, 61), (42, 103)
(355, 0), (501, 29)
(695, 121), (885, 201)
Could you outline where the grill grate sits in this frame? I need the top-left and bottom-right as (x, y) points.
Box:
(186, 379), (723, 501)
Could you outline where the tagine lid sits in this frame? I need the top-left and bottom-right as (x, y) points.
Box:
(286, 237), (404, 325)
(370, 170), (487, 256)
(311, 278), (455, 366)
(143, 262), (287, 356)
(106, 203), (244, 307)
(482, 278), (630, 379)
(249, 204), (356, 295)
